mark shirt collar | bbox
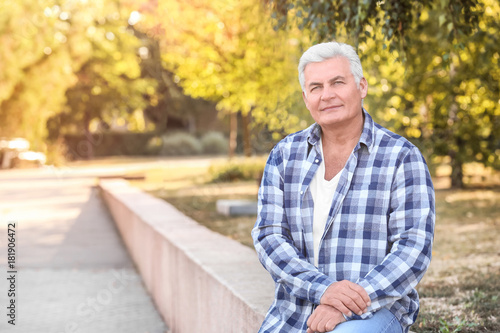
[307,108,375,153]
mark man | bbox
[252,42,435,333]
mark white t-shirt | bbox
[310,138,341,267]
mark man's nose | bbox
[321,86,336,100]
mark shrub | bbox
[45,138,69,166]
[145,136,163,155]
[159,132,202,156]
[200,131,228,155]
[208,157,266,183]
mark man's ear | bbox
[359,77,368,99]
[302,91,308,106]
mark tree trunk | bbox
[449,148,464,188]
[228,112,237,158]
[447,55,464,188]
[84,108,94,160]
[242,111,252,157]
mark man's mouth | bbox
[321,105,342,111]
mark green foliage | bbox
[269,0,479,55]
[438,317,478,333]
[0,0,88,149]
[135,31,219,133]
[50,2,157,144]
[134,0,311,137]
[460,269,500,323]
[0,0,157,154]
[200,131,229,155]
[159,132,202,156]
[362,0,499,186]
[145,136,163,155]
[269,0,498,187]
[208,158,266,183]
[129,0,498,187]
[1,0,497,186]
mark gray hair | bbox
[298,42,364,93]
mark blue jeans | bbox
[330,308,403,333]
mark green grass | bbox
[129,159,500,332]
[130,158,261,247]
[143,179,259,247]
[412,188,500,332]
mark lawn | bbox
[414,188,500,332]
[130,159,500,332]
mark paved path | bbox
[0,165,169,333]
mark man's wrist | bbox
[314,277,337,304]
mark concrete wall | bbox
[99,179,274,333]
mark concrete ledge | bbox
[99,179,274,333]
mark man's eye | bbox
[334,81,344,85]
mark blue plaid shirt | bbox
[252,110,435,333]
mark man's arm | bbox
[355,147,435,317]
[252,146,369,313]
[252,146,334,304]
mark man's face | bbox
[302,56,367,129]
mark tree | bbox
[133,28,220,134]
[46,4,156,159]
[0,0,87,149]
[0,0,157,159]
[131,0,311,157]
[269,0,478,54]
[395,0,499,187]
[270,0,498,187]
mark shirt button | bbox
[300,191,303,195]
[315,159,319,163]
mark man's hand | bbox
[320,280,371,317]
[306,305,345,333]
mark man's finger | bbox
[339,290,366,315]
[327,298,353,317]
[306,311,315,328]
[327,292,362,316]
[338,281,370,313]
[324,318,337,332]
[316,314,331,333]
[320,281,370,315]
[348,281,371,305]
[308,315,319,332]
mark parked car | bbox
[0,138,46,169]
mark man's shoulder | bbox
[368,119,431,167]
[275,123,317,149]
[267,124,317,166]
[372,121,416,151]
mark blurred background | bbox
[0,0,499,331]
[0,0,498,186]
